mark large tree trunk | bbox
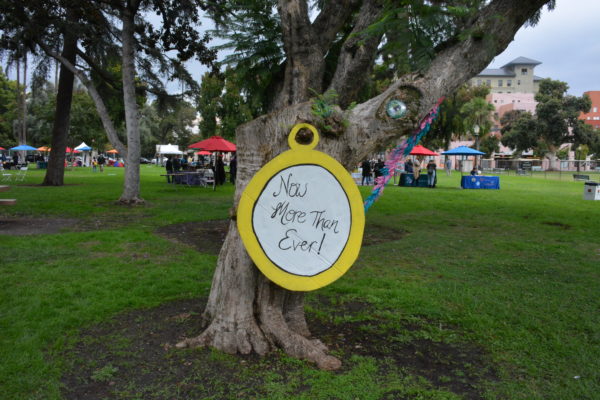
[177,83,428,369]
[42,30,77,186]
[118,7,143,204]
[178,0,552,370]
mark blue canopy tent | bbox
[10,144,38,151]
[442,146,485,173]
[75,142,93,166]
[9,144,38,166]
[441,146,485,156]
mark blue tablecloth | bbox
[399,172,431,187]
[173,172,208,186]
[461,175,500,189]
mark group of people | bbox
[403,158,438,188]
[360,159,386,186]
[91,155,106,172]
[164,153,237,185]
[1,153,19,170]
[360,157,439,188]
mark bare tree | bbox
[177,0,553,369]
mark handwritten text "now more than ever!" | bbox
[268,172,343,255]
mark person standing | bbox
[97,154,105,172]
[374,159,385,183]
[165,156,174,183]
[173,156,181,173]
[215,155,226,185]
[361,159,372,185]
[412,157,421,186]
[445,157,452,175]
[229,154,237,184]
[426,159,437,188]
[401,159,413,186]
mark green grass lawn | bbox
[0,165,598,399]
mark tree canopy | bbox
[501,79,596,160]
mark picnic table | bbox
[161,170,215,189]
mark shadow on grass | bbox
[59,297,498,400]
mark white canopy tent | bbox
[156,144,183,155]
[155,144,183,166]
[74,142,92,166]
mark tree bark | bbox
[42,30,77,186]
[178,0,553,369]
[22,53,27,147]
[118,6,143,204]
[15,58,21,144]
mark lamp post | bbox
[473,124,480,171]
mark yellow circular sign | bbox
[237,124,365,291]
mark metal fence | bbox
[478,159,600,181]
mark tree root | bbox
[176,317,270,356]
[116,197,145,205]
[257,279,341,370]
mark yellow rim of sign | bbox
[237,123,365,291]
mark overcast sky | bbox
[487,0,600,96]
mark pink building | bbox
[488,92,536,120]
[580,91,600,131]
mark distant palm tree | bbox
[460,97,495,149]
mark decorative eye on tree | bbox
[386,99,408,119]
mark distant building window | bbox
[486,80,491,86]
[588,117,591,120]
[594,107,598,112]
[507,80,512,87]
[498,80,503,87]
[494,100,498,103]
[517,80,521,85]
[477,79,482,85]
[593,117,600,120]
[521,68,528,75]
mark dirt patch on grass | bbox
[155,220,406,255]
[0,217,78,235]
[155,220,231,255]
[60,297,497,400]
[542,221,572,230]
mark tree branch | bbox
[75,48,120,89]
[272,0,324,109]
[35,39,127,155]
[420,0,552,107]
[311,0,361,53]
[327,0,384,108]
[239,0,553,179]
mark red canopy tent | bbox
[410,145,439,156]
[188,136,236,152]
[196,150,212,155]
[0,147,5,150]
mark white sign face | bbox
[252,164,352,277]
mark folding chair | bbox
[1,170,12,182]
[14,166,28,182]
